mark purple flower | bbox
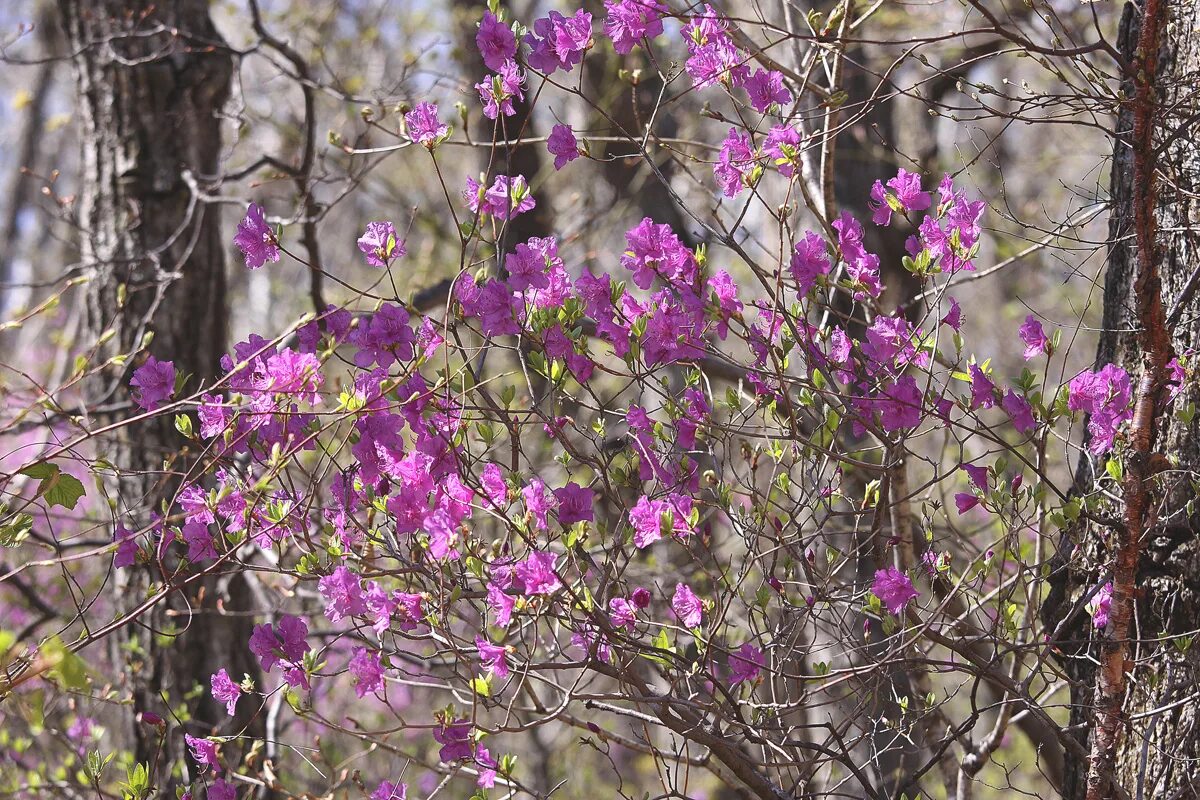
[476,59,525,120]
[185,734,219,772]
[405,102,448,147]
[621,217,696,289]
[1019,315,1050,360]
[319,566,368,622]
[476,636,510,679]
[210,668,241,716]
[130,355,175,411]
[547,123,580,170]
[609,597,637,628]
[960,462,989,493]
[248,614,308,672]
[525,10,593,74]
[522,478,556,530]
[1088,582,1113,629]
[714,128,757,198]
[554,482,594,524]
[349,646,384,697]
[476,11,516,72]
[869,169,932,226]
[233,203,280,269]
[764,124,801,177]
[942,296,963,331]
[208,779,237,800]
[968,363,996,410]
[434,717,473,762]
[872,567,918,615]
[743,69,791,112]
[372,781,407,800]
[505,236,560,291]
[464,174,536,220]
[729,642,764,685]
[516,550,562,595]
[876,376,923,432]
[357,221,405,268]
[955,492,981,514]
[603,0,667,54]
[672,583,703,628]
[632,587,652,609]
[789,231,830,297]
[113,524,139,568]
[1003,389,1037,434]
[1069,364,1133,454]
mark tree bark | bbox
[59,0,264,789]
[1046,2,1200,798]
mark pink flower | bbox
[434,717,473,762]
[522,478,556,530]
[476,59,525,119]
[113,524,139,568]
[968,363,996,410]
[319,566,368,622]
[349,647,384,697]
[464,174,536,220]
[525,10,593,74]
[185,734,219,772]
[233,203,280,269]
[672,583,703,628]
[743,69,791,112]
[789,231,830,297]
[130,355,175,411]
[554,482,594,525]
[476,11,516,71]
[208,779,237,800]
[405,102,448,146]
[631,587,652,609]
[729,642,764,685]
[372,780,407,800]
[872,567,918,615]
[516,550,562,595]
[211,668,241,716]
[942,296,963,331]
[1088,582,1113,629]
[248,615,308,672]
[714,128,757,198]
[609,597,637,629]
[869,169,931,226]
[357,221,405,268]
[476,636,510,679]
[1003,389,1037,434]
[547,124,580,170]
[603,0,667,54]
[1069,364,1133,454]
[1019,315,1049,360]
[960,462,989,492]
[955,492,981,514]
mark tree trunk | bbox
[1046,2,1200,798]
[59,0,264,789]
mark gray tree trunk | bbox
[1045,2,1200,798]
[59,0,265,789]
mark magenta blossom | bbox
[372,781,407,800]
[1019,315,1050,360]
[233,202,280,269]
[603,0,667,54]
[185,734,219,772]
[1088,582,1113,629]
[405,101,448,146]
[130,355,176,411]
[869,169,932,226]
[1068,364,1133,454]
[476,11,516,71]
[476,636,510,679]
[872,567,918,615]
[516,550,562,595]
[357,221,405,268]
[349,646,384,697]
[729,642,764,685]
[547,123,580,170]
[672,582,703,628]
[464,174,536,220]
[210,668,241,716]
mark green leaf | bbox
[19,462,86,510]
[41,635,89,690]
[0,513,33,547]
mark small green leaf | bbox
[19,462,86,510]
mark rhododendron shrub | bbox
[1,3,1190,800]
